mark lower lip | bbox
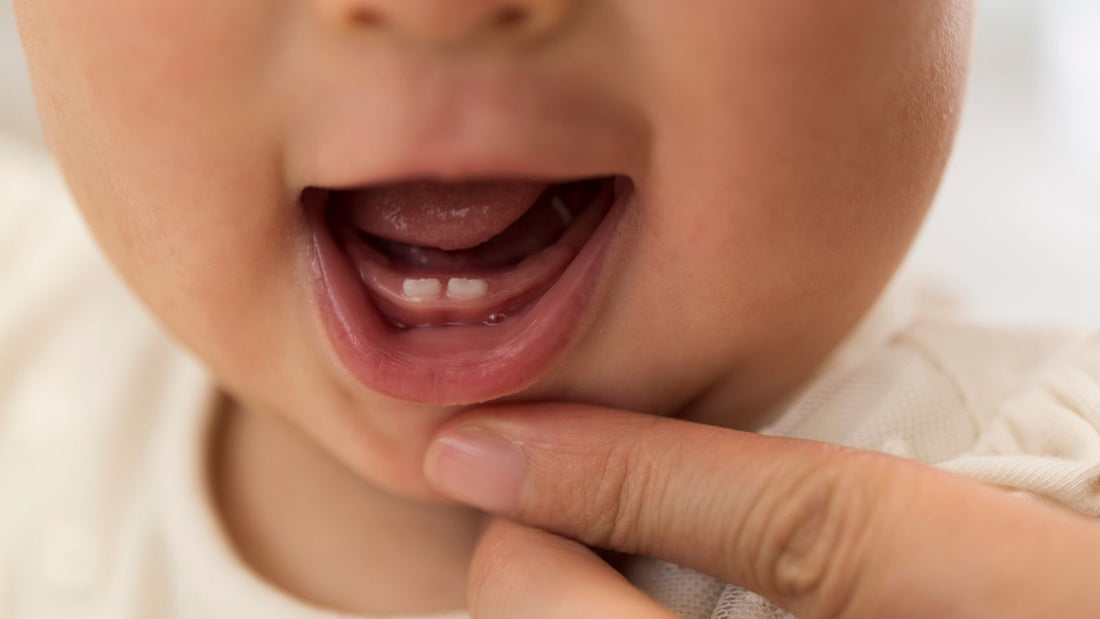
[307,179,634,405]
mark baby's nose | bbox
[317,0,576,47]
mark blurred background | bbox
[1,1,1097,324]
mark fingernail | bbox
[425,426,525,514]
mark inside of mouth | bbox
[325,176,616,329]
[352,178,602,271]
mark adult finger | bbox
[468,517,674,619]
[425,403,1100,618]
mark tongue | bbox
[342,181,548,251]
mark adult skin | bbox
[424,404,1100,618]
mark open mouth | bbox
[305,175,633,404]
[331,176,616,328]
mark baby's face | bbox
[15,0,970,498]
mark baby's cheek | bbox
[16,0,300,370]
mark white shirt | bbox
[2,133,1098,618]
[629,284,1100,618]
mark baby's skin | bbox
[14,0,971,614]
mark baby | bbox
[4,1,1100,617]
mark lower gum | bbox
[390,312,509,329]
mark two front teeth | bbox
[402,277,489,302]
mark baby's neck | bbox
[210,400,482,615]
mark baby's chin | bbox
[340,389,657,504]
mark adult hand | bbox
[423,404,1100,619]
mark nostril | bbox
[349,7,386,28]
[330,0,571,44]
[492,5,530,29]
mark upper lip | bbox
[287,66,647,192]
[306,133,642,193]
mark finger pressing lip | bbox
[424,403,1100,618]
[423,402,883,605]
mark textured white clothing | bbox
[3,132,1100,618]
[626,293,1100,618]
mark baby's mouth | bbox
[304,172,633,404]
[321,176,620,329]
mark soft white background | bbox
[2,1,1098,324]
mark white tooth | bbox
[447,278,489,300]
[402,278,442,302]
